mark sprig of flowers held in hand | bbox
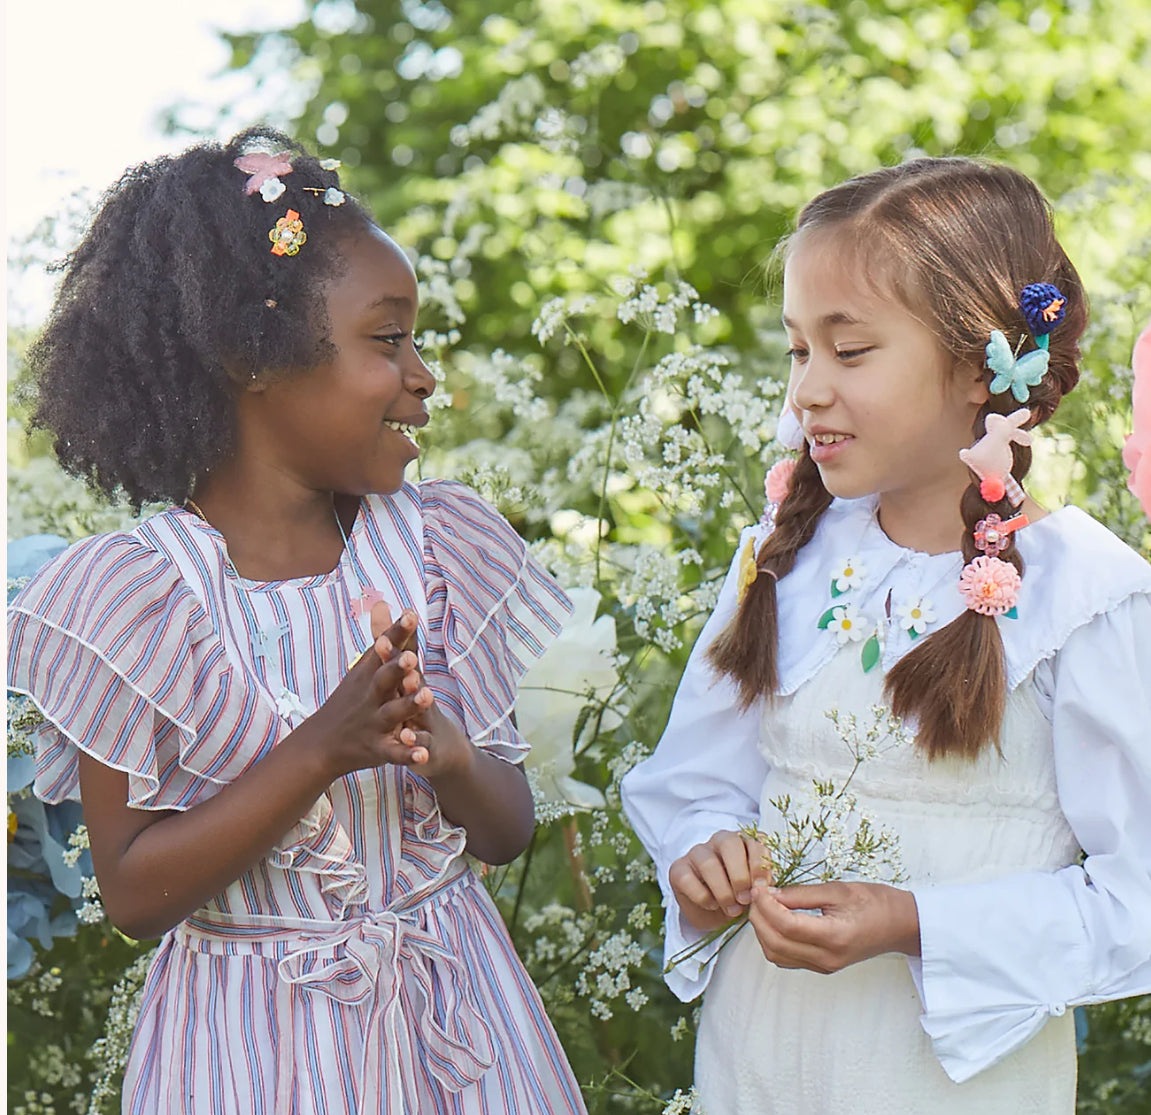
[665,705,910,974]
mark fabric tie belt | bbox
[177,868,496,1113]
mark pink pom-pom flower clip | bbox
[958,555,1022,617]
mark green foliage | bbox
[8,1,1151,1112]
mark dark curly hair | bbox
[26,127,375,507]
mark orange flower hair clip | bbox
[269,209,307,256]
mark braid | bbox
[708,447,833,708]
[884,396,1032,759]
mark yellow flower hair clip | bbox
[737,536,758,602]
[269,209,307,256]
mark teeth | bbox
[383,419,412,432]
[814,433,851,445]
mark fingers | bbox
[670,832,750,918]
[382,608,418,652]
[747,881,852,974]
[772,883,845,912]
[376,687,435,736]
[369,599,394,641]
[396,727,432,766]
[370,650,422,703]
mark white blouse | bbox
[621,496,1151,1083]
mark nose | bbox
[406,347,437,400]
[790,352,835,412]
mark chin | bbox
[814,468,874,502]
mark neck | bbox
[188,459,355,580]
[876,470,971,555]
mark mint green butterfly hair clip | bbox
[985,330,1049,403]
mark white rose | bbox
[517,587,621,808]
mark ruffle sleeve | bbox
[418,479,573,764]
[6,530,281,811]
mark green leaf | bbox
[830,580,845,597]
[817,606,839,629]
[860,632,881,672]
[1004,606,1019,619]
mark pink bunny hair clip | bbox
[959,407,1033,507]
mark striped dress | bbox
[7,479,588,1115]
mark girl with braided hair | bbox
[7,129,586,1114]
[622,159,1151,1113]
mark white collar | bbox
[754,497,1151,695]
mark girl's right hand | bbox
[668,829,773,932]
[304,607,433,779]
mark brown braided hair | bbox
[708,158,1086,760]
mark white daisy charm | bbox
[275,688,309,721]
[831,557,867,596]
[319,158,342,170]
[260,176,287,202]
[829,603,868,645]
[323,187,346,206]
[895,596,937,639]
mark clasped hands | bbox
[310,600,473,781]
[668,830,921,975]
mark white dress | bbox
[621,495,1151,1114]
[695,645,1077,1113]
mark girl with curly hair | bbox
[8,128,586,1115]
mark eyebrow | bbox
[781,311,867,329]
[365,294,414,313]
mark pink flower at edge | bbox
[958,556,1021,616]
[765,458,797,504]
[1123,320,1151,521]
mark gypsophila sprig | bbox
[666,705,909,974]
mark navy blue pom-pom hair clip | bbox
[985,282,1067,403]
[1019,282,1067,349]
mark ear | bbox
[958,360,990,406]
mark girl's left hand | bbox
[747,879,921,974]
[367,601,473,778]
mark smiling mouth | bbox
[383,419,416,433]
[811,432,852,445]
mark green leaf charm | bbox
[860,632,881,673]
[1004,606,1018,619]
[817,606,839,630]
[830,580,845,598]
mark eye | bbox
[835,346,874,361]
[786,346,809,362]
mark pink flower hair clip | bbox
[958,555,1021,617]
[958,407,1032,506]
[764,458,797,505]
[1123,320,1151,520]
[973,512,1029,557]
[234,151,294,201]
